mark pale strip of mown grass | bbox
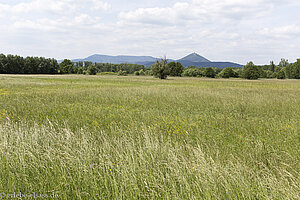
[0,121,298,199]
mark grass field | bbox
[0,75,299,199]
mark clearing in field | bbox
[0,75,299,199]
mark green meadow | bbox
[0,75,299,199]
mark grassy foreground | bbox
[0,75,299,199]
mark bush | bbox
[118,70,128,76]
[139,69,145,76]
[134,71,140,76]
[145,70,152,76]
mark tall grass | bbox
[0,75,299,199]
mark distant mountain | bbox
[71,53,243,68]
[137,53,242,68]
[179,53,211,63]
[72,54,157,64]
[177,61,243,68]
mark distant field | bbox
[0,75,299,199]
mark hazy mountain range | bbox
[72,53,243,68]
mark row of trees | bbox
[0,54,59,74]
[150,57,218,79]
[1,54,299,80]
[60,59,145,75]
[241,59,300,79]
[0,54,145,75]
[150,57,300,80]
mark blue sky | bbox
[0,0,300,64]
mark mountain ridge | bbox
[71,53,243,68]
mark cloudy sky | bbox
[0,0,300,64]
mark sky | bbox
[0,0,300,65]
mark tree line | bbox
[0,54,59,74]
[60,59,145,75]
[0,54,144,75]
[150,57,300,80]
[0,53,299,80]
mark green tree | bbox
[242,62,260,80]
[285,59,300,79]
[5,54,23,74]
[151,57,170,79]
[270,61,276,72]
[77,67,84,74]
[49,58,59,74]
[84,61,93,70]
[139,69,145,76]
[277,68,286,79]
[60,59,74,74]
[204,67,216,78]
[0,54,7,73]
[117,70,128,76]
[24,57,39,74]
[219,67,238,78]
[134,71,140,76]
[279,58,289,68]
[292,59,300,79]
[168,62,184,76]
[38,57,51,74]
[87,65,97,75]
[182,68,202,77]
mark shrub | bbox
[118,70,128,76]
[139,69,145,76]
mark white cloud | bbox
[258,25,300,38]
[12,16,109,32]
[118,0,275,26]
[0,0,110,14]
[1,1,70,14]
[1,0,111,32]
[91,0,111,11]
